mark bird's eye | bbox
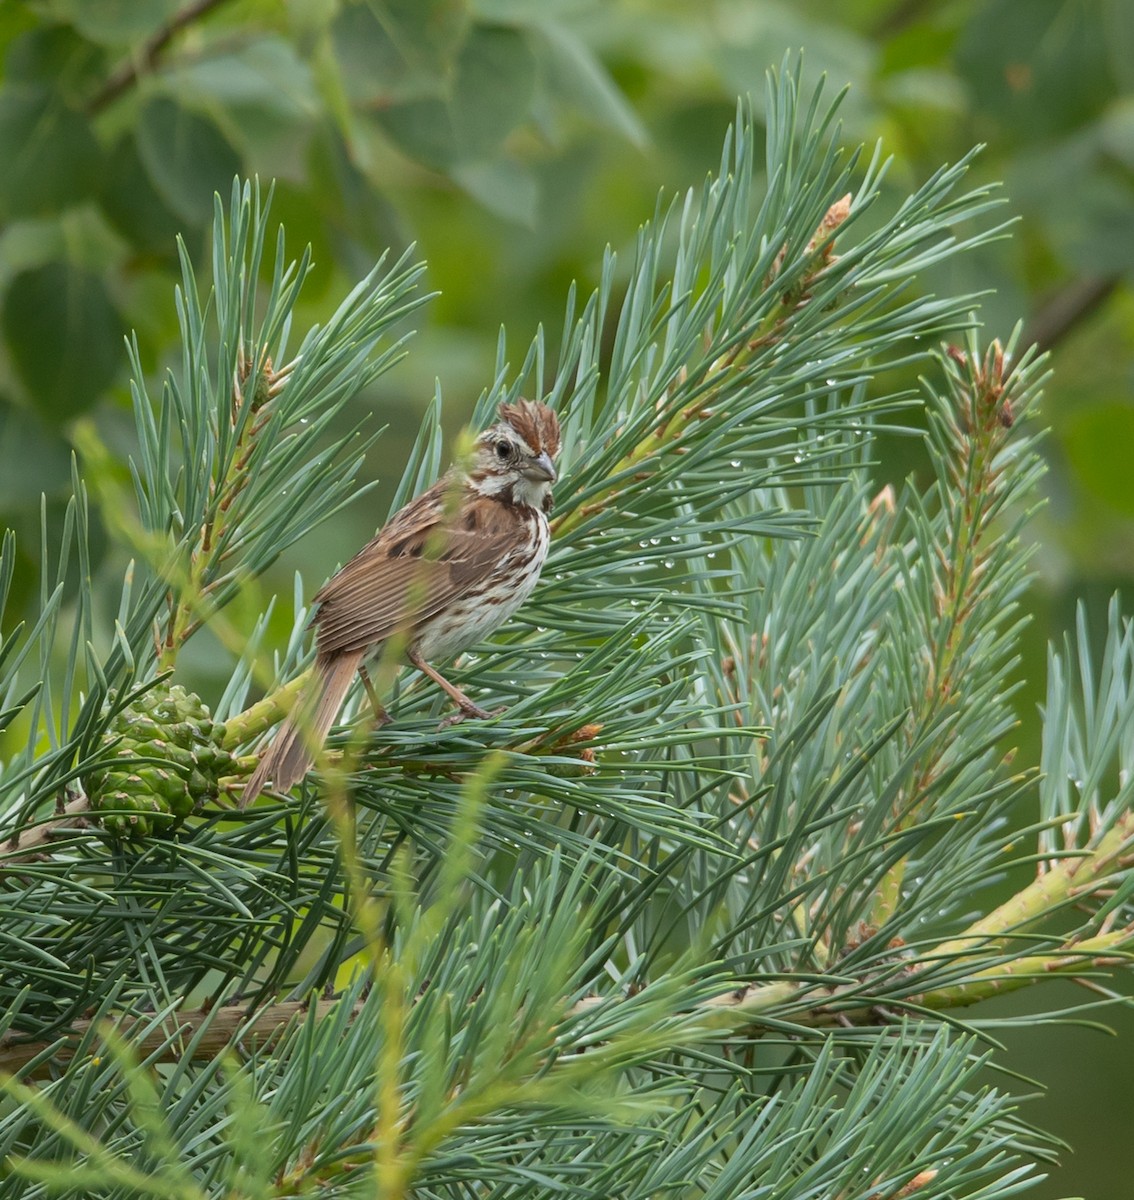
[494,440,511,459]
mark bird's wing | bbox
[312,490,524,658]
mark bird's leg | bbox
[406,647,495,723]
[357,665,391,726]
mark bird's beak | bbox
[523,451,557,483]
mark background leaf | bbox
[1062,402,1134,515]
[0,397,72,508]
[0,87,101,219]
[98,134,186,257]
[450,24,536,156]
[43,0,181,45]
[136,96,244,227]
[2,263,124,420]
[956,0,1116,140]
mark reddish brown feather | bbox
[241,399,558,807]
[242,651,364,802]
[312,490,537,658]
[498,399,561,456]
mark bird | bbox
[240,398,560,806]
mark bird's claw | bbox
[439,704,505,730]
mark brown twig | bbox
[1,795,97,866]
[871,0,940,38]
[1023,275,1120,354]
[86,0,234,115]
[0,700,598,874]
[0,996,353,1075]
[6,918,1132,1076]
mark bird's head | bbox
[469,399,561,511]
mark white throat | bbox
[512,476,552,509]
[472,471,551,510]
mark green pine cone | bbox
[85,683,237,840]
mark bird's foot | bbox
[439,704,506,730]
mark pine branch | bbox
[870,332,1048,926]
[157,349,293,670]
[0,996,350,1076]
[3,64,1132,1197]
[929,809,1134,966]
[220,668,311,750]
[6,873,1132,1077]
[5,1019,1040,1199]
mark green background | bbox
[0,2,1132,1195]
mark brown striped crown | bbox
[497,399,561,458]
[465,399,560,512]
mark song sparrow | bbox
[241,399,560,806]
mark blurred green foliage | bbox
[0,1,1131,1195]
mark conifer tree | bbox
[3,68,1133,1199]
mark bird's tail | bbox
[241,651,363,808]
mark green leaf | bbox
[1106,0,1134,89]
[44,0,181,45]
[878,18,960,75]
[2,263,125,421]
[0,393,72,506]
[332,0,470,106]
[0,85,102,219]
[471,0,587,15]
[161,34,319,125]
[1100,95,1134,169]
[1062,403,1134,515]
[261,181,337,298]
[367,0,469,74]
[451,24,536,156]
[305,123,406,273]
[374,23,535,167]
[956,0,1117,141]
[5,23,107,103]
[136,96,243,226]
[0,396,73,508]
[532,21,648,147]
[374,95,460,168]
[453,157,538,225]
[332,1,439,103]
[1009,140,1134,275]
[98,134,186,257]
[1059,170,1134,274]
[713,5,876,131]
